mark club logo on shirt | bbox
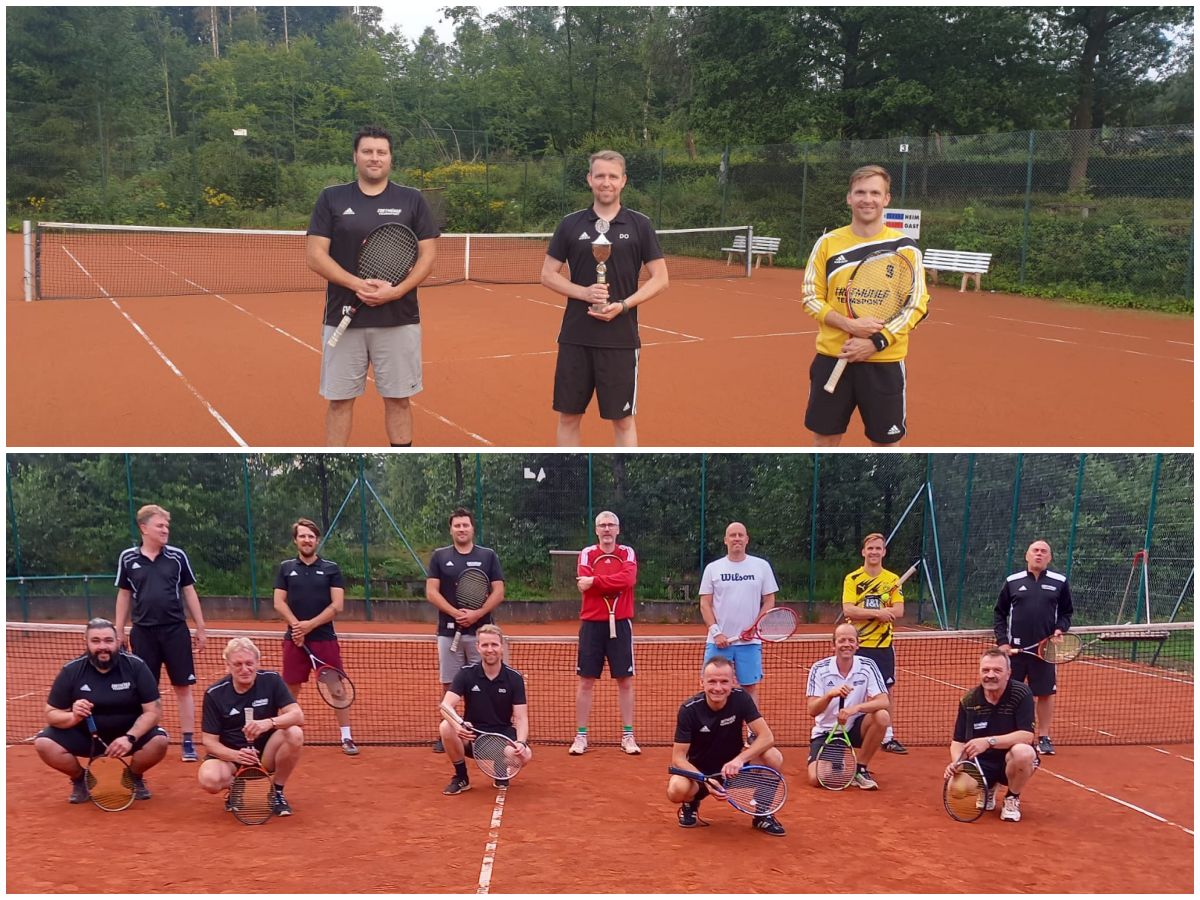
[1041,584,1057,591]
[719,573,756,582]
[973,721,989,730]
[252,698,268,707]
[720,715,736,727]
[497,687,507,694]
[377,208,403,215]
[619,233,630,240]
[111,682,131,691]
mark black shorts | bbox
[977,748,1040,787]
[575,618,636,679]
[805,354,907,444]
[553,343,639,420]
[856,646,896,687]
[39,725,169,757]
[130,622,196,687]
[1010,651,1057,696]
[807,717,866,763]
[465,724,518,757]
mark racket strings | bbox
[358,227,419,283]
[816,742,856,790]
[756,607,797,641]
[317,667,355,709]
[85,758,134,810]
[943,765,987,821]
[724,770,786,815]
[471,733,523,781]
[230,769,274,824]
[1042,633,1083,663]
[848,254,914,320]
[456,571,490,609]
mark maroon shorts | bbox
[281,638,345,685]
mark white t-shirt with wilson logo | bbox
[699,555,779,643]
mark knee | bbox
[612,416,635,432]
[197,762,228,793]
[33,736,58,763]
[874,708,892,728]
[666,777,690,803]
[806,765,821,787]
[282,725,304,748]
[1010,743,1036,766]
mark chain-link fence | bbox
[6,453,1192,629]
[7,122,1192,308]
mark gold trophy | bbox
[592,218,611,285]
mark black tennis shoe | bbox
[677,802,700,828]
[881,738,908,754]
[68,776,89,804]
[752,814,786,836]
[271,791,293,817]
[130,773,151,800]
[1037,736,1055,755]
[442,774,472,795]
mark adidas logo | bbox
[623,402,632,412]
[833,254,849,264]
[288,570,299,577]
[1018,585,1027,592]
[887,425,901,436]
[446,561,456,568]
[130,562,141,570]
[471,685,482,692]
[343,207,356,215]
[229,706,241,715]
[699,726,711,733]
[80,684,92,692]
[579,232,592,240]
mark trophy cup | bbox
[592,218,611,285]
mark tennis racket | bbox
[738,606,798,642]
[823,249,917,393]
[229,707,274,825]
[303,643,356,709]
[439,704,527,784]
[815,698,856,791]
[943,756,988,823]
[327,222,420,348]
[667,765,787,817]
[83,715,135,812]
[449,567,490,653]
[1008,632,1086,665]
[590,552,625,639]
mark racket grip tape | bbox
[823,358,848,393]
[450,629,462,653]
[327,315,353,347]
[608,613,617,640]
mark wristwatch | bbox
[987,737,997,747]
[124,733,137,745]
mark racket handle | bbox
[85,715,98,734]
[327,314,352,348]
[823,358,848,393]
[608,612,617,640]
[450,629,462,653]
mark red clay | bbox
[7,233,1192,446]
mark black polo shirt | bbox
[428,544,504,639]
[994,568,1074,648]
[546,205,664,349]
[674,688,761,773]
[115,544,197,627]
[201,671,295,750]
[307,180,440,328]
[47,652,160,741]
[953,680,1035,765]
[274,556,344,642]
[449,662,527,732]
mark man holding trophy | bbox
[540,150,670,446]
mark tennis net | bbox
[7,622,1191,748]
[25,221,753,299]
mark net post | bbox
[745,224,753,278]
[22,220,33,301]
[464,234,471,282]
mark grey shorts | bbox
[320,324,423,400]
[437,633,481,684]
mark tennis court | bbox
[6,229,1192,448]
[6,621,1193,893]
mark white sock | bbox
[883,727,894,744]
[340,725,352,741]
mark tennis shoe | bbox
[677,802,700,828]
[341,738,360,756]
[442,775,472,795]
[1037,736,1055,756]
[68,776,90,804]
[881,738,908,754]
[1000,794,1022,822]
[620,733,642,755]
[751,814,786,836]
[852,767,879,790]
[568,733,588,755]
[180,739,198,762]
[432,739,446,754]
[977,788,996,811]
[130,773,152,801]
[271,792,293,817]
[493,778,510,789]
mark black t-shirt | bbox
[201,671,295,749]
[307,180,440,328]
[449,663,528,732]
[274,556,345,642]
[47,653,160,740]
[953,680,1035,765]
[428,544,504,638]
[114,545,197,627]
[674,689,761,773]
[546,206,664,349]
[994,569,1074,648]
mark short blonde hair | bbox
[589,150,626,174]
[223,637,261,662]
[861,532,886,550]
[476,624,504,641]
[136,504,170,526]
[848,165,891,190]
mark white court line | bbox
[733,331,814,339]
[476,787,508,894]
[1043,769,1194,835]
[62,247,248,446]
[124,246,493,445]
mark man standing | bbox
[438,625,533,795]
[273,517,358,756]
[34,618,169,803]
[114,503,207,762]
[699,522,779,711]
[805,623,892,790]
[306,125,440,446]
[426,507,505,753]
[198,637,305,817]
[994,539,1074,756]
[570,510,639,756]
[946,648,1039,822]
[540,150,670,447]
[801,165,930,446]
[841,532,907,753]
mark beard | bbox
[88,649,115,671]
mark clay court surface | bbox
[6,233,1193,447]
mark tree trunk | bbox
[318,457,331,533]
[453,453,465,502]
[564,8,575,138]
[1067,8,1115,193]
[590,9,603,134]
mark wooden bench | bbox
[662,575,699,603]
[923,249,992,292]
[722,234,781,268]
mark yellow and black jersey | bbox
[801,225,930,360]
[842,566,904,648]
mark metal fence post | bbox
[587,454,594,527]
[475,454,484,544]
[954,455,976,628]
[1140,454,1163,619]
[359,454,372,621]
[241,454,258,617]
[798,144,809,252]
[657,148,665,225]
[1019,130,1035,288]
[125,453,138,545]
[1004,455,1025,575]
[808,454,820,620]
[699,454,707,573]
[1065,453,1087,581]
[5,459,26,619]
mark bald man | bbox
[699,522,780,714]
[994,540,1074,756]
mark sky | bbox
[380,2,508,44]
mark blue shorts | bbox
[703,642,763,686]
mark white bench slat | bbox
[923,248,991,292]
[721,234,781,269]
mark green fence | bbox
[6,453,1192,629]
[7,124,1193,309]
